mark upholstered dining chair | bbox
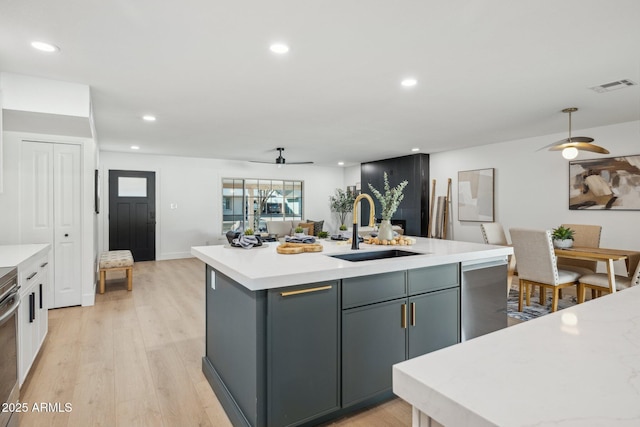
[481,223,516,295]
[577,258,640,303]
[556,224,602,275]
[510,228,581,312]
[480,223,509,246]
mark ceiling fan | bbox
[541,107,609,159]
[250,147,313,166]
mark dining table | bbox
[554,246,640,295]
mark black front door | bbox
[109,170,156,261]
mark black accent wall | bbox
[360,153,429,237]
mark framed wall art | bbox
[569,155,640,210]
[458,168,494,222]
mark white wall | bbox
[99,152,348,260]
[1,72,91,117]
[430,120,640,273]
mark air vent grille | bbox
[590,79,637,93]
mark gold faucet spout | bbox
[353,194,375,227]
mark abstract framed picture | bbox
[569,155,640,210]
[458,168,494,222]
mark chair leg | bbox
[539,286,545,305]
[518,280,525,312]
[551,287,559,312]
[577,283,585,304]
[591,289,596,300]
[558,289,563,299]
[525,282,531,307]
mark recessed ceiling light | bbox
[401,78,417,87]
[270,43,290,54]
[142,115,156,122]
[411,148,420,152]
[131,146,140,150]
[338,161,345,166]
[31,41,59,52]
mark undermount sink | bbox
[329,249,422,262]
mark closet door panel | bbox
[53,143,82,308]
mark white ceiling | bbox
[1,0,639,167]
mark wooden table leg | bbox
[606,259,617,294]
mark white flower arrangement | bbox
[368,172,408,221]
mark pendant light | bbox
[547,107,609,159]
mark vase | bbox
[378,220,394,241]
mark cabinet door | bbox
[268,281,339,427]
[342,298,407,406]
[408,288,460,359]
[18,288,36,386]
[37,277,48,347]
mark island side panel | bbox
[204,265,267,427]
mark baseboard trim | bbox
[202,356,252,427]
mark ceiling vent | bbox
[589,79,637,93]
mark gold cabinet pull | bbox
[281,285,332,297]
[401,303,407,329]
[410,302,416,326]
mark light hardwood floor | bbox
[19,258,412,427]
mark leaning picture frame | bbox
[458,168,495,222]
[569,154,640,210]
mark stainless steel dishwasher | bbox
[461,257,508,341]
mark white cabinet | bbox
[17,250,50,387]
[20,141,82,308]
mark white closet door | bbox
[21,141,82,308]
[52,143,82,308]
[20,142,54,245]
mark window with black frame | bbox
[222,178,303,233]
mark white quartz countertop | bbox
[393,285,640,427]
[191,237,512,291]
[0,244,51,268]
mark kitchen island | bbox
[393,284,640,427]
[192,237,512,427]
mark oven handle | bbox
[0,290,20,325]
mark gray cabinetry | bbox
[204,266,340,427]
[342,298,406,406]
[203,262,469,426]
[342,265,460,406]
[408,288,459,359]
[267,281,340,426]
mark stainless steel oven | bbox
[0,267,19,427]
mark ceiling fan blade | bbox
[249,160,275,164]
[536,136,596,151]
[548,142,610,154]
[287,161,314,164]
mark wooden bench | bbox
[99,250,134,294]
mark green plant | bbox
[329,188,356,228]
[318,231,329,238]
[244,228,254,235]
[294,226,304,233]
[368,172,408,221]
[551,226,574,240]
[339,224,347,231]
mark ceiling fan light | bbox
[546,107,607,157]
[562,147,579,160]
